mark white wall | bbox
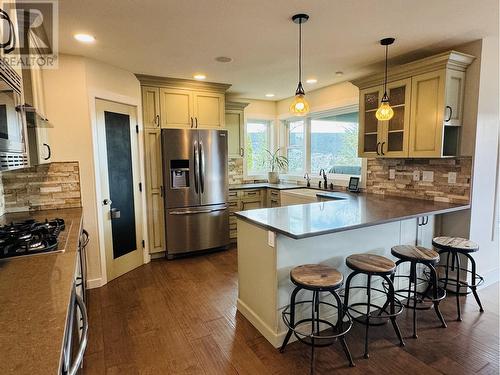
[42,54,144,287]
[468,36,500,284]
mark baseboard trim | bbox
[237,298,283,348]
[86,277,104,289]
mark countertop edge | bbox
[229,183,304,190]
[234,203,470,240]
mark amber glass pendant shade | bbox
[290,94,310,116]
[376,93,394,121]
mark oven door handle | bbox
[68,294,88,375]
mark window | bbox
[310,112,361,175]
[245,119,270,175]
[286,120,305,174]
[283,110,362,177]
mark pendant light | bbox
[289,14,310,116]
[375,37,395,121]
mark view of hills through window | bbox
[246,120,270,174]
[311,112,361,175]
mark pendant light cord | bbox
[298,19,302,84]
[384,44,388,95]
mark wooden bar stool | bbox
[343,254,405,359]
[389,245,447,338]
[432,237,484,321]
[280,264,355,374]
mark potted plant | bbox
[264,148,288,184]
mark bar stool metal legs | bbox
[343,269,405,359]
[280,264,355,374]
[432,236,484,321]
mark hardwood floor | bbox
[83,248,499,374]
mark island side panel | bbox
[236,219,279,346]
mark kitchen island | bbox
[234,192,469,348]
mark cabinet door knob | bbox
[445,105,453,122]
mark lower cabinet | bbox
[229,188,282,242]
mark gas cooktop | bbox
[0,218,65,259]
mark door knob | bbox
[103,199,112,205]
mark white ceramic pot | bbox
[268,171,279,184]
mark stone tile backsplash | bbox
[1,162,82,212]
[366,157,472,204]
[228,157,244,185]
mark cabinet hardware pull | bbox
[376,142,381,155]
[195,117,198,128]
[43,143,51,160]
[240,147,244,157]
[381,141,386,155]
[190,117,194,128]
[155,114,160,126]
[445,105,453,122]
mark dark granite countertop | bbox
[235,192,469,239]
[229,183,303,190]
[0,208,83,374]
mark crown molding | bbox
[225,101,249,110]
[135,74,231,93]
[352,50,475,89]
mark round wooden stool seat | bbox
[290,264,343,289]
[391,245,439,263]
[346,254,395,275]
[432,237,479,253]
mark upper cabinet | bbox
[354,51,474,158]
[137,75,230,130]
[359,78,411,157]
[225,101,248,158]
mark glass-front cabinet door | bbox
[358,87,384,157]
[380,79,411,157]
[358,78,411,158]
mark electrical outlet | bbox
[422,171,434,182]
[389,169,396,180]
[413,170,420,181]
[448,172,457,184]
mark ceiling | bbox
[58,0,498,100]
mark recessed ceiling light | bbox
[335,71,344,77]
[215,56,233,63]
[74,33,95,43]
[193,74,206,80]
[306,78,317,84]
[265,93,275,98]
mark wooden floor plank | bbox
[83,248,500,375]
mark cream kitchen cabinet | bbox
[354,50,474,158]
[137,75,230,130]
[142,86,160,128]
[144,128,165,253]
[193,91,225,128]
[225,101,248,158]
[358,78,411,158]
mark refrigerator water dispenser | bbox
[170,160,190,189]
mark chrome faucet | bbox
[319,169,328,189]
[304,173,311,187]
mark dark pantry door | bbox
[96,99,143,281]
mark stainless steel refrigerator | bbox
[161,128,229,258]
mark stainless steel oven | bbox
[0,60,28,170]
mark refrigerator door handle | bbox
[199,140,205,194]
[193,140,199,194]
[169,206,228,215]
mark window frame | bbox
[244,118,272,178]
[281,105,363,182]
